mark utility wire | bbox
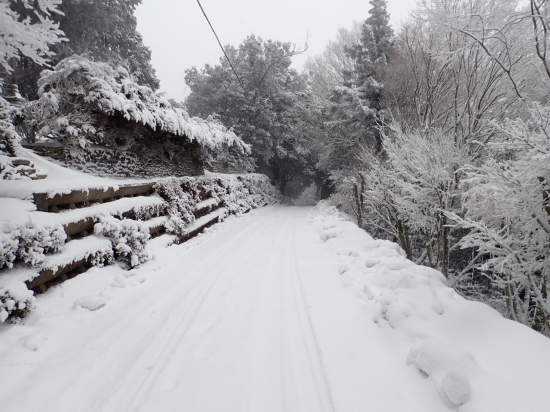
[195,0,246,91]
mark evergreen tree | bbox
[366,0,394,61]
[1,0,64,159]
[13,0,158,99]
[329,0,394,163]
[0,0,64,77]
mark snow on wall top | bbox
[0,150,155,200]
[37,56,250,153]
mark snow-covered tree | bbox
[0,0,64,76]
[304,22,362,99]
[323,0,394,174]
[366,0,550,335]
[355,125,470,276]
[185,35,325,195]
[430,0,550,334]
[25,55,249,156]
[450,104,550,333]
[0,0,64,179]
[15,0,158,99]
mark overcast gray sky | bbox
[135,0,416,102]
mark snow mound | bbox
[74,296,107,311]
[309,200,550,411]
[407,338,475,406]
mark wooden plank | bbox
[26,257,88,290]
[193,197,220,218]
[180,216,219,242]
[63,217,95,236]
[33,183,154,210]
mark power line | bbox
[195,0,245,91]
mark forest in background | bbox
[1,0,549,336]
[185,0,550,336]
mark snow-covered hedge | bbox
[155,173,282,236]
[0,221,66,270]
[0,172,279,322]
[198,174,284,214]
[0,174,279,271]
[34,55,250,154]
[94,216,150,268]
[0,280,35,323]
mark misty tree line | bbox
[1,0,549,336]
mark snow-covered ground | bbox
[0,204,549,411]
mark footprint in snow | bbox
[319,230,338,242]
[111,275,128,288]
[338,264,350,275]
[20,333,48,351]
[74,296,107,311]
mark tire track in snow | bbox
[58,207,337,411]
[287,211,335,412]
[90,213,271,411]
[245,208,334,412]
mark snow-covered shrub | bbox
[133,201,165,222]
[238,174,283,207]
[0,280,35,323]
[31,55,250,155]
[326,192,350,211]
[94,216,150,268]
[348,127,471,275]
[199,176,248,215]
[155,174,281,237]
[17,222,67,267]
[1,90,45,180]
[87,246,115,269]
[0,94,21,156]
[196,174,282,215]
[0,221,66,269]
[448,103,550,335]
[0,232,18,270]
[164,216,190,238]
[154,177,199,235]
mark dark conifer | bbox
[15,0,159,99]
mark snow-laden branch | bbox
[36,56,250,153]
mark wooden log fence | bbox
[23,182,225,294]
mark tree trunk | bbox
[353,182,363,228]
[442,215,450,277]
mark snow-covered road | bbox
[1,205,550,412]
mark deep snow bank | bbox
[309,202,550,412]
